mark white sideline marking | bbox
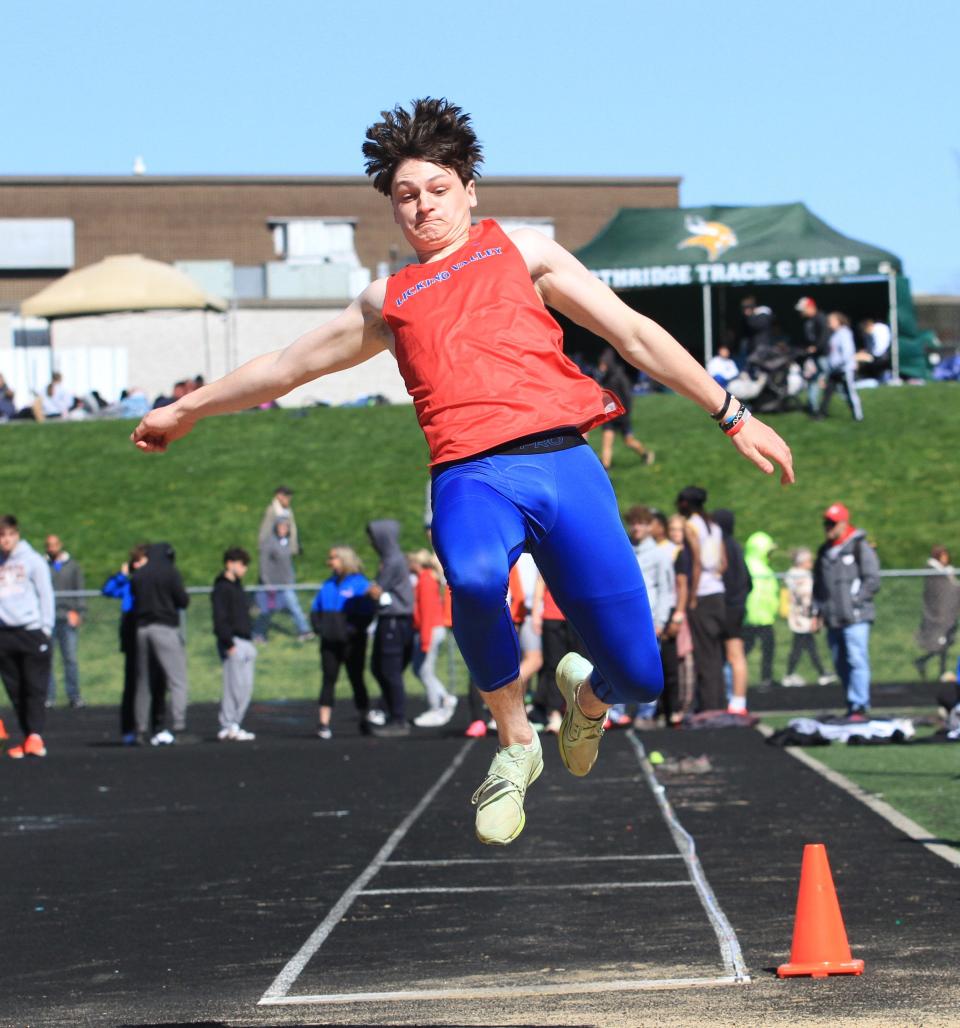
[756,724,960,869]
[360,881,693,896]
[385,853,681,866]
[260,975,742,1006]
[258,739,476,1003]
[627,733,751,985]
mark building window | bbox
[268,218,362,266]
[12,316,51,348]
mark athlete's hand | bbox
[729,415,795,485]
[130,403,197,453]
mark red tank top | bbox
[382,220,623,465]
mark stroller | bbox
[728,342,805,414]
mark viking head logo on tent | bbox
[678,217,738,260]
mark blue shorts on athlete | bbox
[431,441,663,706]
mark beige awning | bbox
[21,254,227,317]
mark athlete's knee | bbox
[597,649,664,705]
[446,560,507,616]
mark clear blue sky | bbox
[4,0,957,292]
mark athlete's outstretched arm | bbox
[131,282,390,452]
[515,231,795,485]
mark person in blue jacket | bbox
[310,546,375,740]
[101,545,163,744]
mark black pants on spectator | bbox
[689,594,727,711]
[371,615,413,723]
[118,614,165,736]
[0,627,51,737]
[743,624,776,683]
[319,633,369,711]
[659,634,680,720]
[786,631,826,677]
[534,618,577,714]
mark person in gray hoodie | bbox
[0,514,55,757]
[813,502,881,716]
[366,519,414,736]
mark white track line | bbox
[258,738,476,1004]
[627,733,751,985]
[262,975,743,1006]
[755,724,960,869]
[385,853,681,866]
[359,881,693,895]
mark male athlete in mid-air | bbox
[133,98,793,846]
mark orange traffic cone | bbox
[0,717,8,741]
[777,843,864,978]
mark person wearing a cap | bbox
[795,297,831,415]
[259,485,301,557]
[130,98,795,847]
[813,503,881,717]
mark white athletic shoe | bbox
[150,729,175,746]
[218,724,255,741]
[818,674,839,686]
[556,652,605,777]
[413,707,451,728]
[781,674,806,687]
[365,709,387,727]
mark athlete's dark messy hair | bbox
[363,98,483,197]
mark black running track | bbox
[1,689,957,1027]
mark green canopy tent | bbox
[573,203,932,379]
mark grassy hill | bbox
[2,382,954,585]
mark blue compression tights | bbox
[431,445,663,705]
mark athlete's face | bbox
[390,160,477,256]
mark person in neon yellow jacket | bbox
[744,531,779,687]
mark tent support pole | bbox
[702,285,713,366]
[888,271,901,383]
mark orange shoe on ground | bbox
[10,734,47,758]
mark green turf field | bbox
[760,711,959,852]
[2,381,956,586]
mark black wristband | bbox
[710,391,733,422]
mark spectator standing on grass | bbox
[365,519,415,736]
[795,297,831,414]
[44,534,86,709]
[258,485,301,556]
[311,546,375,740]
[742,531,779,688]
[211,547,257,742]
[595,347,655,469]
[0,515,54,758]
[711,510,751,713]
[782,547,833,687]
[914,545,959,682]
[816,312,863,422]
[678,486,728,711]
[813,502,881,717]
[102,545,166,744]
[131,542,191,745]
[410,549,458,727]
[254,518,312,642]
[739,296,775,363]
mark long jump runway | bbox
[3,699,959,1026]
[259,733,747,1008]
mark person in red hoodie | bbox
[409,549,458,727]
[132,99,794,846]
